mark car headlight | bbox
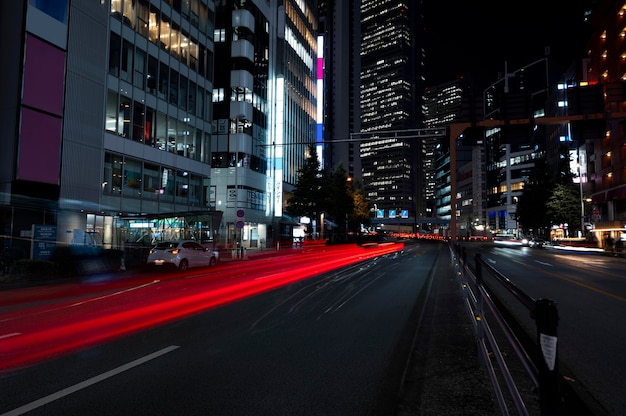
[521,238,529,245]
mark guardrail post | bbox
[474,253,485,367]
[531,298,561,415]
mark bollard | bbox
[531,298,561,415]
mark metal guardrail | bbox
[452,243,561,416]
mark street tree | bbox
[285,146,326,236]
[324,163,354,241]
[546,182,581,235]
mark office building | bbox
[0,0,318,262]
[580,1,626,238]
[0,0,220,261]
[358,0,425,228]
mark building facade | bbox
[358,0,425,227]
[582,1,626,242]
[0,0,220,262]
[0,0,319,263]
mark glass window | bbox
[122,0,135,28]
[188,81,196,115]
[106,90,118,134]
[181,0,190,19]
[170,23,181,60]
[108,32,121,77]
[176,119,189,157]
[121,40,134,83]
[111,0,122,19]
[169,68,179,106]
[206,49,214,81]
[160,16,171,51]
[189,173,203,206]
[161,167,175,201]
[137,0,150,38]
[179,75,188,111]
[198,44,206,78]
[180,32,190,67]
[30,0,69,23]
[145,106,155,146]
[147,55,158,95]
[156,111,167,150]
[123,157,142,197]
[132,100,145,143]
[167,116,177,153]
[134,48,146,89]
[176,170,189,203]
[198,2,208,35]
[158,62,168,100]
[190,0,199,28]
[143,162,160,199]
[103,153,123,194]
[196,86,204,119]
[189,39,198,72]
[119,95,131,138]
[148,5,160,44]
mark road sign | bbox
[236,220,244,229]
[236,209,245,218]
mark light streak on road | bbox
[0,243,403,373]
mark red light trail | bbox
[0,243,403,373]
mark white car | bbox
[147,240,219,270]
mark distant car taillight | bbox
[170,249,180,254]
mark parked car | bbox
[147,240,219,270]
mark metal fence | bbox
[453,243,561,416]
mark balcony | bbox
[231,39,254,62]
[232,9,255,33]
[230,100,253,122]
[231,70,254,92]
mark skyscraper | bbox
[358,0,425,226]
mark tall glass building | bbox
[359,0,425,226]
[211,0,318,248]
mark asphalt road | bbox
[1,242,490,416]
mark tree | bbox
[349,183,371,233]
[324,163,354,241]
[546,183,581,234]
[285,146,325,236]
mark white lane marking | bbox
[534,260,553,266]
[70,281,160,307]
[487,258,497,265]
[1,345,180,416]
[0,332,20,340]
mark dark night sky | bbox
[423,1,591,89]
